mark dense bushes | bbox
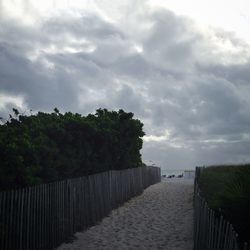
[0,108,145,191]
[198,165,250,245]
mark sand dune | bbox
[57,179,194,250]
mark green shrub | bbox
[0,108,145,191]
[198,165,250,245]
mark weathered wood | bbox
[220,218,226,250]
[0,167,161,250]
[194,167,248,250]
[224,222,230,250]
[243,242,248,250]
[0,192,4,250]
[3,192,8,250]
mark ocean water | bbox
[161,169,194,176]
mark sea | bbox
[160,168,194,177]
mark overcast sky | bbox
[1,0,250,170]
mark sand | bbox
[57,179,194,250]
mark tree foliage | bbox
[0,108,145,191]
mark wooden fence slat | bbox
[70,179,73,236]
[40,185,44,250]
[3,191,9,250]
[220,218,226,250]
[57,181,60,245]
[29,186,34,250]
[50,183,54,250]
[0,167,160,250]
[81,178,85,231]
[39,185,43,250]
[0,191,3,250]
[19,188,25,250]
[243,242,248,250]
[62,180,66,242]
[224,222,230,250]
[194,167,249,250]
[7,190,14,250]
[208,208,213,250]
[214,213,219,250]
[229,225,234,250]
[59,181,63,244]
[44,184,48,250]
[26,188,31,250]
[61,180,65,244]
[59,181,62,245]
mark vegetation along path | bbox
[57,179,194,250]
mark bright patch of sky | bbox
[148,0,250,43]
[2,0,250,44]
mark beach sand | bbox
[57,179,194,250]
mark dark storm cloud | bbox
[197,62,250,86]
[111,54,152,79]
[142,10,200,70]
[112,84,147,116]
[42,14,125,41]
[1,6,250,168]
[0,42,79,111]
[0,14,123,113]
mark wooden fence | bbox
[194,167,249,250]
[0,166,161,250]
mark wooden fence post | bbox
[0,167,160,250]
[194,166,248,250]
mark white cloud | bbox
[1,1,250,169]
[0,94,26,110]
[148,0,250,43]
[144,130,171,142]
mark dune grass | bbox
[198,164,250,245]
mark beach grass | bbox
[198,164,250,245]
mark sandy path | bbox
[57,179,194,250]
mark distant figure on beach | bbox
[167,174,175,178]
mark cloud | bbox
[1,2,250,168]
